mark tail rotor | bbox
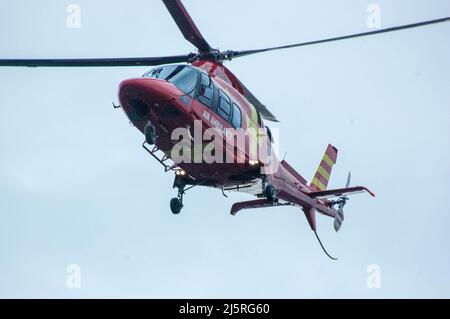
[333,172,351,232]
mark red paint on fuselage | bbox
[117,61,340,220]
[118,62,261,186]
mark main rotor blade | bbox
[162,0,212,53]
[234,77,278,122]
[0,54,194,67]
[231,17,450,59]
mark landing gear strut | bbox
[170,176,185,214]
[169,174,205,214]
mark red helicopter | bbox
[1,1,447,259]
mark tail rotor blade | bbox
[334,207,345,232]
[346,172,352,188]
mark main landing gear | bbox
[264,184,277,202]
[262,176,278,203]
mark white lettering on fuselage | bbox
[202,110,233,140]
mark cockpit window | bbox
[143,65,177,79]
[166,66,198,97]
[143,65,199,97]
[143,69,158,78]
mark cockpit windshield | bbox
[143,65,199,97]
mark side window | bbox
[198,73,214,107]
[232,103,242,129]
[218,90,231,121]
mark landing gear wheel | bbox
[170,197,183,214]
[264,184,277,202]
[144,121,156,145]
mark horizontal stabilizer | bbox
[309,186,375,199]
[230,199,275,216]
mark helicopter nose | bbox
[118,78,183,123]
[118,78,179,103]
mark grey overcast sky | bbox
[0,0,449,298]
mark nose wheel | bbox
[169,174,204,214]
[170,175,185,214]
[170,197,183,214]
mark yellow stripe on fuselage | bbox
[247,105,259,159]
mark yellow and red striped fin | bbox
[310,144,338,191]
